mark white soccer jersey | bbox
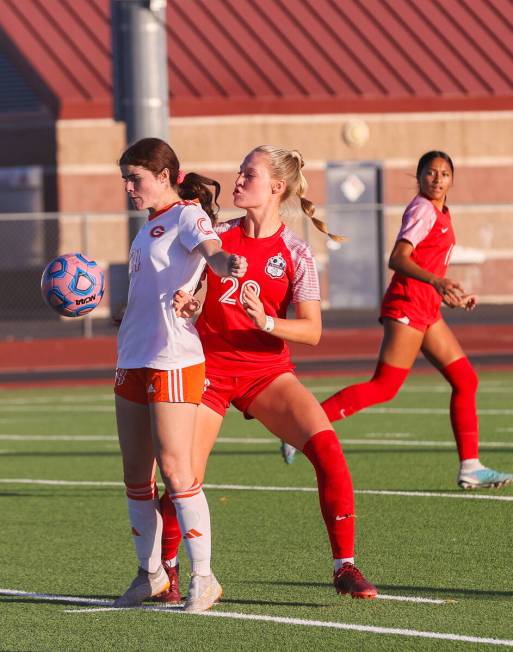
[117,201,220,370]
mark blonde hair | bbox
[252,145,347,242]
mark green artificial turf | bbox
[1,371,512,650]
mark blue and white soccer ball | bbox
[41,253,105,317]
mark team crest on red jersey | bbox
[265,253,286,279]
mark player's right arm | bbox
[196,239,247,279]
[389,240,463,300]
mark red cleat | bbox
[333,563,378,600]
[155,563,182,603]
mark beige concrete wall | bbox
[49,111,513,304]
[54,111,513,209]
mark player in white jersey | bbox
[113,138,246,611]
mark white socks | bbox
[334,557,355,571]
[127,496,163,573]
[172,484,212,576]
[460,458,485,474]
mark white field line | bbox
[4,405,513,415]
[307,385,512,394]
[1,478,512,502]
[0,406,113,412]
[2,405,513,417]
[0,587,446,608]
[0,396,114,404]
[0,435,118,441]
[365,408,513,415]
[1,589,510,647]
[1,434,513,450]
[0,381,510,406]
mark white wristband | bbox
[262,315,275,333]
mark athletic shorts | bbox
[114,363,205,405]
[201,366,295,418]
[380,281,442,333]
[379,305,442,333]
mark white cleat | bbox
[183,572,223,613]
[280,441,297,464]
[113,565,170,607]
[458,467,513,490]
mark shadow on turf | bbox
[0,596,110,607]
[252,580,513,600]
[0,594,327,609]
[218,596,326,608]
[211,450,283,456]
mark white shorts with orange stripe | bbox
[114,363,205,405]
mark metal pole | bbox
[111,0,169,241]
[121,0,169,144]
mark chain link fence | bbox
[1,205,512,340]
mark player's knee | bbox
[465,364,479,393]
[443,357,478,394]
[158,461,193,494]
[372,362,408,403]
[374,379,402,403]
[303,430,347,469]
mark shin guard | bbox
[302,430,355,559]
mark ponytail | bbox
[300,196,347,243]
[253,145,347,242]
[293,149,347,243]
[177,172,221,224]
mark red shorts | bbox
[379,305,442,333]
[380,281,442,333]
[202,367,295,417]
[114,363,205,405]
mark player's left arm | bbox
[243,286,321,345]
[195,239,247,279]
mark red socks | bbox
[160,490,181,561]
[441,357,479,460]
[161,430,360,561]
[321,355,479,461]
[302,430,355,559]
[322,361,409,422]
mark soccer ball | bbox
[41,253,105,317]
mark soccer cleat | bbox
[113,565,170,607]
[154,562,182,603]
[333,563,378,600]
[183,572,223,613]
[458,467,513,490]
[280,440,297,464]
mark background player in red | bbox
[113,138,246,611]
[322,150,513,491]
[158,144,377,603]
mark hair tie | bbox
[176,170,186,185]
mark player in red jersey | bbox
[322,151,513,491]
[157,145,377,603]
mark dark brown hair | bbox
[119,138,221,222]
[416,150,454,181]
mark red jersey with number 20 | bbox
[381,194,455,325]
[196,218,320,376]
